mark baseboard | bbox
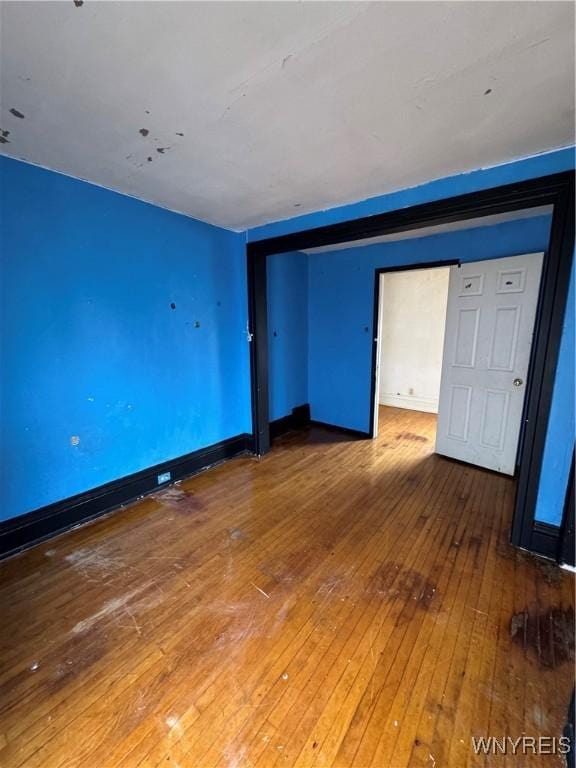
[269,405,370,441]
[528,520,561,561]
[270,404,311,440]
[379,394,438,414]
[309,420,371,439]
[0,433,252,560]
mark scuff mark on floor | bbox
[64,546,128,580]
[228,528,247,541]
[72,584,148,634]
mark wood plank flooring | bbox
[0,407,573,768]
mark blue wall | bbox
[535,261,575,525]
[267,252,308,421]
[0,157,251,521]
[308,216,554,430]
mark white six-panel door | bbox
[435,252,543,475]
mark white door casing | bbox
[435,252,544,475]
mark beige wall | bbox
[379,267,450,414]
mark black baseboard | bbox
[0,433,252,560]
[269,405,371,442]
[309,420,371,439]
[270,404,311,440]
[529,521,561,561]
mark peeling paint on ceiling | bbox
[0,1,574,231]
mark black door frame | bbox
[560,452,575,566]
[246,170,574,556]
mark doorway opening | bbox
[373,251,545,477]
[374,266,450,447]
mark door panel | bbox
[447,385,472,441]
[480,389,509,449]
[454,309,479,367]
[435,252,543,475]
[489,306,520,370]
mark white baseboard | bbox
[379,393,439,414]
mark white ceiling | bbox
[303,206,554,253]
[0,2,573,231]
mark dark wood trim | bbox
[0,433,251,560]
[368,259,460,439]
[246,170,574,558]
[270,404,311,440]
[529,521,561,561]
[511,179,575,549]
[560,452,575,567]
[309,420,371,439]
[269,405,370,441]
[247,251,270,455]
[248,173,569,257]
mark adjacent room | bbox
[0,2,574,767]
[376,265,450,420]
[290,208,555,477]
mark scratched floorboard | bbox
[0,407,573,768]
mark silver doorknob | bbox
[513,378,523,387]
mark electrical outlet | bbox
[157,471,171,485]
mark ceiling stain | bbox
[156,147,170,154]
[73,0,84,7]
[9,108,25,119]
[139,128,149,137]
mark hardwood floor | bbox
[0,407,573,768]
